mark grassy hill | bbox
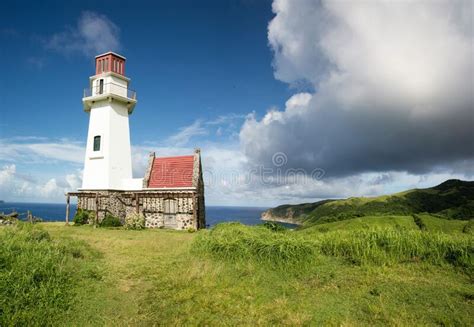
[262,179,474,225]
[2,181,473,325]
[299,214,472,235]
[1,222,473,326]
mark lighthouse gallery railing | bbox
[83,82,136,100]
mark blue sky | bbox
[1,0,290,140]
[0,0,473,205]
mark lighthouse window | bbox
[93,135,101,152]
[98,79,104,94]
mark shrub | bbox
[124,213,145,230]
[100,214,122,227]
[463,220,474,234]
[88,211,96,224]
[263,221,287,232]
[73,209,89,225]
[413,214,427,231]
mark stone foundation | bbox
[74,190,204,230]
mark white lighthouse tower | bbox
[81,52,142,191]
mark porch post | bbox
[65,194,70,225]
[135,193,140,214]
[95,192,99,227]
[192,193,198,229]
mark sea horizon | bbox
[0,200,268,209]
[0,201,284,228]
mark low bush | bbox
[413,214,427,231]
[73,209,89,225]
[0,223,92,325]
[124,213,145,230]
[100,214,122,227]
[463,220,474,234]
[262,221,287,232]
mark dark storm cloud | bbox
[240,0,474,177]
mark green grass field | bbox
[1,221,473,326]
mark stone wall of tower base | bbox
[74,190,203,230]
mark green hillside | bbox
[2,222,473,326]
[2,182,474,326]
[263,179,474,225]
[300,214,471,235]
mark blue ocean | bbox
[0,202,292,228]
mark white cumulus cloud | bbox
[0,164,82,203]
[241,0,474,178]
[46,11,121,56]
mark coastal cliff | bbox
[260,209,303,225]
[260,200,334,225]
[261,180,474,225]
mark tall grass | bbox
[0,223,96,326]
[318,228,473,268]
[194,223,473,271]
[192,223,316,268]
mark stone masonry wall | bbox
[76,191,198,230]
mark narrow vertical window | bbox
[93,135,101,151]
[105,58,108,71]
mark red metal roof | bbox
[148,155,194,188]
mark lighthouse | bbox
[68,52,205,230]
[81,52,141,190]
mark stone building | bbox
[66,52,205,229]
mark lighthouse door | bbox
[163,199,177,228]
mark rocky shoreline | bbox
[260,210,303,225]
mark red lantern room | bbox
[95,52,126,76]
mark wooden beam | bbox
[192,194,198,229]
[67,192,111,197]
[95,192,99,227]
[65,194,70,225]
[135,193,139,214]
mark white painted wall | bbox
[81,70,141,191]
[121,178,143,190]
[91,74,128,98]
[81,99,135,190]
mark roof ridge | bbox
[154,155,194,160]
